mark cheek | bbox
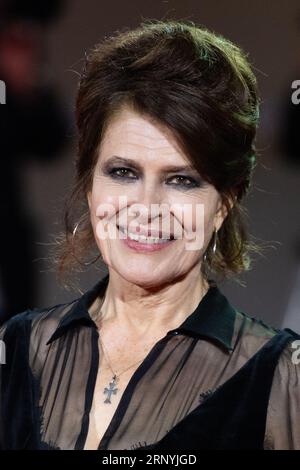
[178,198,216,250]
[179,198,214,232]
[90,175,137,210]
[89,190,127,238]
[90,184,117,213]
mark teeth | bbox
[119,227,172,244]
[128,233,168,244]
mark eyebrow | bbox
[102,156,197,174]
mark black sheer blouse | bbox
[1,274,300,450]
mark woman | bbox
[1,19,300,451]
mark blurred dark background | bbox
[0,0,299,330]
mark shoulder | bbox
[273,328,300,382]
[231,306,300,364]
[232,308,281,359]
[230,310,300,448]
[263,328,300,449]
[0,297,79,348]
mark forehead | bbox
[99,108,190,166]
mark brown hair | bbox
[51,19,267,287]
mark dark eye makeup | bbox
[104,166,203,189]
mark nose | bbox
[139,179,163,205]
[133,179,165,226]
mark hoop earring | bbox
[212,227,218,255]
[203,228,218,262]
[72,219,101,267]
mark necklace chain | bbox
[98,327,146,379]
[97,310,150,404]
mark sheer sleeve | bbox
[0,312,35,450]
[265,336,300,449]
[0,320,9,450]
[0,322,7,363]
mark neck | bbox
[94,267,209,338]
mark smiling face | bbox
[87,106,228,288]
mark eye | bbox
[108,167,137,179]
[167,175,199,188]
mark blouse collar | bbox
[46,274,236,352]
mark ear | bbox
[214,194,236,231]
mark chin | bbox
[116,267,173,290]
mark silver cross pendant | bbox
[103,375,118,404]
